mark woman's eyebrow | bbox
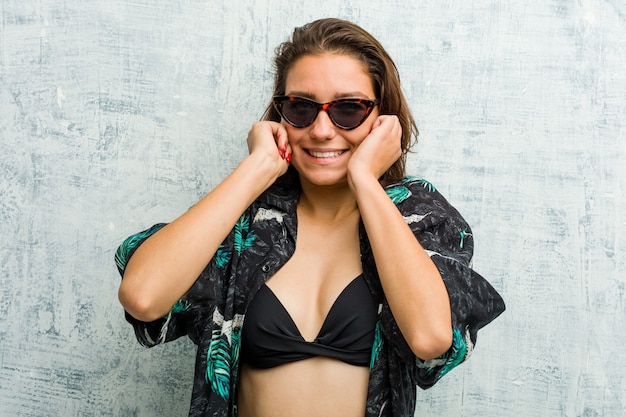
[284,91,372,100]
[284,90,316,99]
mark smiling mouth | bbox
[306,150,345,158]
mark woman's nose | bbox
[309,109,336,140]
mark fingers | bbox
[274,125,292,163]
[350,115,402,180]
[367,115,402,154]
[247,121,291,164]
[370,116,383,131]
[372,115,401,140]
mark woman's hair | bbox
[263,18,418,185]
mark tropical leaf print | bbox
[385,186,411,205]
[416,327,470,378]
[114,223,165,271]
[171,299,191,314]
[438,327,470,378]
[370,321,383,369]
[403,177,436,192]
[459,228,472,249]
[204,310,245,401]
[215,244,231,268]
[234,213,256,255]
[206,329,232,401]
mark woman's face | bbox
[282,53,379,188]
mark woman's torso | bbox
[237,204,373,417]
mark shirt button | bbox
[261,263,270,273]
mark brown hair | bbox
[263,18,418,185]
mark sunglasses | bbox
[273,96,378,130]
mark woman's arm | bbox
[119,122,291,322]
[348,116,452,360]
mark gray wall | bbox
[1,1,624,416]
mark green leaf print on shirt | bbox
[234,213,256,255]
[385,185,411,205]
[402,177,436,192]
[206,329,232,401]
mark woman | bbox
[115,18,505,417]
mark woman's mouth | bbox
[306,150,345,158]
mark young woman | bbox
[115,18,505,417]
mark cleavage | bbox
[264,275,362,342]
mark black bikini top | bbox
[240,274,378,368]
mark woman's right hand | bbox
[246,121,292,181]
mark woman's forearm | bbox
[118,154,280,321]
[352,176,452,360]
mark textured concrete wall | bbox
[1,1,624,416]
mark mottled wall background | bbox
[1,0,624,416]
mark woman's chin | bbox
[297,171,349,189]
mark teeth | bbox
[308,150,343,158]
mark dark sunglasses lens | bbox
[281,100,318,127]
[330,102,369,128]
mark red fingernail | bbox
[286,153,292,164]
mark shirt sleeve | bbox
[382,177,506,389]
[114,222,227,348]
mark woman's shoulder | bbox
[384,176,442,206]
[384,176,465,225]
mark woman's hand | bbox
[246,121,292,181]
[347,115,402,190]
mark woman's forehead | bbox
[284,53,375,100]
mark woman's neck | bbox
[297,179,359,224]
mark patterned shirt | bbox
[115,176,505,417]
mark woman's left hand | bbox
[347,115,402,189]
